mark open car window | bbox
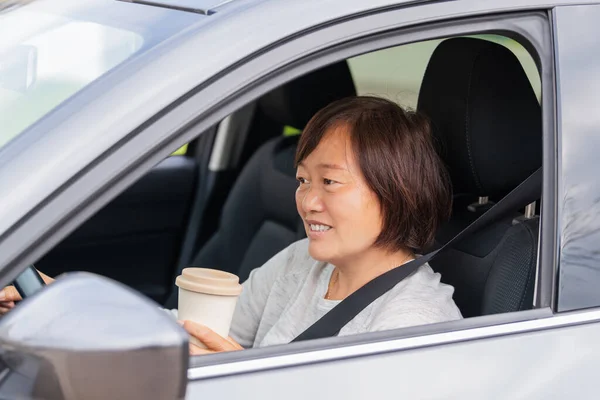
[37,11,549,359]
[347,34,541,109]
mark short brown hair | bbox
[295,96,451,252]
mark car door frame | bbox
[179,8,588,397]
[0,0,566,390]
[182,6,558,374]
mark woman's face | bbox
[296,125,384,264]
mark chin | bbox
[307,241,334,263]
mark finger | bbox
[225,336,244,350]
[0,302,15,308]
[0,286,21,302]
[37,271,55,285]
[189,344,214,356]
[0,306,12,314]
[181,321,235,352]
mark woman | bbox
[0,96,462,354]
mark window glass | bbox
[0,0,199,151]
[0,18,143,148]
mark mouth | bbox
[306,220,333,234]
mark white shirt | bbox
[230,239,463,348]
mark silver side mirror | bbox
[0,272,188,399]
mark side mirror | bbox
[0,272,188,399]
[0,44,37,93]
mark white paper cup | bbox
[176,268,243,348]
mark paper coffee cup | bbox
[176,268,242,348]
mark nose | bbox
[300,185,324,214]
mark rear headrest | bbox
[259,61,357,129]
[418,37,541,198]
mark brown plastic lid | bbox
[175,268,242,296]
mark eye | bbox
[297,177,307,185]
[323,178,336,185]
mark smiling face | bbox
[295,125,384,265]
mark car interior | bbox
[35,34,543,324]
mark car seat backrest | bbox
[259,61,357,130]
[418,37,542,198]
[417,37,542,317]
[163,61,356,308]
[197,135,302,283]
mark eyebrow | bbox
[298,161,347,171]
[318,163,347,171]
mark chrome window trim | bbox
[188,307,600,380]
[211,0,238,11]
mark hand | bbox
[179,320,243,355]
[0,270,54,315]
[0,285,21,315]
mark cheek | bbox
[332,187,382,234]
[295,188,303,214]
[362,194,384,234]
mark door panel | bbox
[553,4,600,311]
[37,156,197,303]
[187,318,600,399]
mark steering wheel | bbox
[13,265,45,299]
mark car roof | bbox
[0,0,596,246]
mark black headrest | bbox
[259,61,357,129]
[418,37,542,198]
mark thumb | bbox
[0,286,22,302]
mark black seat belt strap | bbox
[292,167,542,342]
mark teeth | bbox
[310,224,331,232]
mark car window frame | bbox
[0,1,558,379]
[178,10,558,377]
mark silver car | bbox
[0,0,598,398]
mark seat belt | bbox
[292,167,542,342]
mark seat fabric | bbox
[418,38,542,317]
